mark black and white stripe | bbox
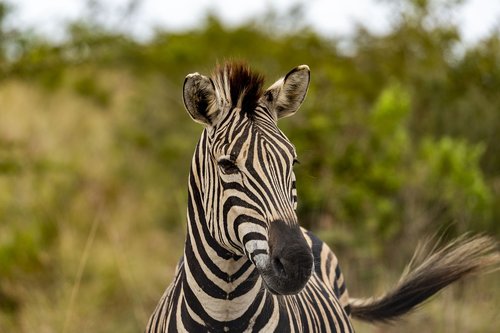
[146,62,499,332]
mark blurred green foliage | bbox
[0,0,499,331]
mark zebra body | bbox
[147,62,499,332]
[148,229,352,332]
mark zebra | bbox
[146,61,499,332]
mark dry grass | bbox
[0,77,184,332]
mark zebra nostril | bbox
[272,256,286,276]
[266,221,313,294]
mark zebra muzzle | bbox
[259,220,313,295]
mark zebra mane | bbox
[211,61,265,115]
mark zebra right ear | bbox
[263,65,310,120]
[183,73,219,126]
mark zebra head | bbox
[182,62,313,295]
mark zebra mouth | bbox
[258,220,314,295]
[252,253,309,295]
[258,259,313,295]
[261,278,281,295]
[245,221,313,295]
[254,250,313,296]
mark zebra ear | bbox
[263,65,310,119]
[183,73,219,126]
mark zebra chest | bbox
[166,271,353,332]
[273,275,354,333]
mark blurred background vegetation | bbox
[0,0,499,332]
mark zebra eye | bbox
[218,158,239,175]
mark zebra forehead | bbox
[214,120,296,159]
[211,61,265,115]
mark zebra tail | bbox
[349,234,500,323]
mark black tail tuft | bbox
[349,235,499,323]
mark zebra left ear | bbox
[263,65,310,119]
[183,73,219,126]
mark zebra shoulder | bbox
[301,228,350,313]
